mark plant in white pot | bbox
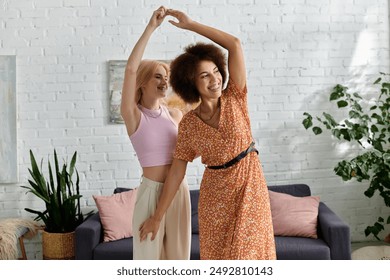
[21,149,93,259]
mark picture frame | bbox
[0,55,17,183]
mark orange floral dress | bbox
[173,79,276,260]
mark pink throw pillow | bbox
[93,188,138,242]
[268,190,320,239]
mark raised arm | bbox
[166,9,246,90]
[139,158,188,241]
[120,6,167,136]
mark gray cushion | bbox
[275,236,331,260]
[94,238,133,260]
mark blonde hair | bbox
[136,60,169,102]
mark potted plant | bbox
[302,73,390,241]
[21,149,93,259]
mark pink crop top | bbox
[129,104,178,167]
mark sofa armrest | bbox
[75,212,102,260]
[318,202,351,260]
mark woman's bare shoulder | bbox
[168,107,183,124]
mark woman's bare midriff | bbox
[142,164,172,183]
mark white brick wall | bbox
[0,0,389,259]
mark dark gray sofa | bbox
[75,184,351,260]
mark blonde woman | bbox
[120,6,191,260]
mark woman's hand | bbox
[148,6,167,29]
[139,216,161,242]
[166,9,193,29]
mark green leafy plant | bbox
[21,150,93,233]
[302,73,390,240]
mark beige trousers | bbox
[132,176,191,260]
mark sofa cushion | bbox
[94,238,133,260]
[269,190,320,238]
[275,236,331,260]
[93,188,138,242]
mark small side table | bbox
[16,227,30,260]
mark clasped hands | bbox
[149,6,193,30]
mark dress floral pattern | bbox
[173,78,276,260]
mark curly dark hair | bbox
[170,42,227,104]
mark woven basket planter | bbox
[42,231,75,260]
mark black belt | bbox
[207,142,258,170]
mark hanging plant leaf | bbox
[373,77,382,84]
[302,112,313,127]
[337,100,348,108]
[330,91,340,101]
[312,126,322,135]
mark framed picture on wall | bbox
[0,55,17,183]
[108,60,126,124]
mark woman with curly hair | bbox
[121,6,191,260]
[139,9,276,260]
